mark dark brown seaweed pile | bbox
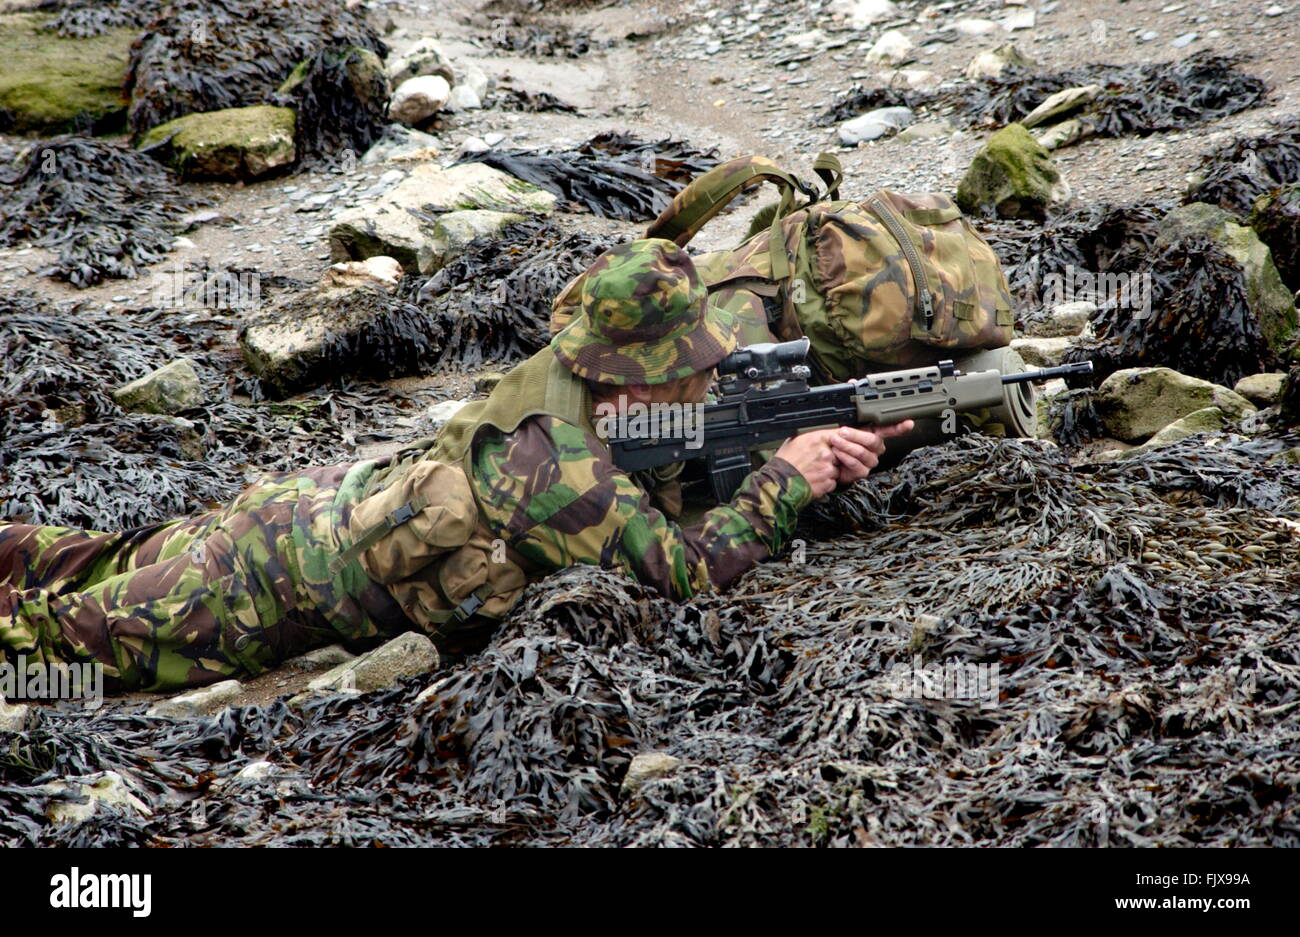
[124,0,385,138]
[1061,236,1277,389]
[1251,184,1300,292]
[945,54,1268,138]
[487,15,598,57]
[39,0,160,38]
[1185,120,1300,216]
[459,132,720,221]
[270,45,392,170]
[0,137,208,287]
[4,435,1299,846]
[490,87,578,113]
[814,85,933,127]
[397,218,618,371]
[0,290,442,528]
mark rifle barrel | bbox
[1001,361,1094,384]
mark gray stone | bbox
[42,771,152,824]
[329,162,555,272]
[956,123,1070,220]
[1170,32,1198,48]
[445,84,482,111]
[284,644,357,672]
[454,63,490,102]
[235,760,281,781]
[417,209,528,274]
[136,105,296,180]
[389,75,451,125]
[1010,336,1072,368]
[828,0,897,29]
[306,632,440,693]
[1118,407,1231,458]
[1234,372,1287,406]
[475,371,506,394]
[864,29,913,67]
[621,752,682,795]
[1021,86,1100,129]
[1156,203,1297,355]
[895,119,955,143]
[839,106,914,145]
[1027,300,1096,337]
[148,679,243,718]
[1035,118,1089,152]
[386,37,455,85]
[113,358,203,415]
[362,127,440,165]
[953,18,999,36]
[964,42,1038,80]
[1094,367,1256,442]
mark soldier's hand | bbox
[828,421,913,486]
[774,430,840,497]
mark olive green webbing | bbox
[644,156,808,247]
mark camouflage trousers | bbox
[0,464,412,693]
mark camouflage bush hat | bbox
[551,238,740,385]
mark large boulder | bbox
[112,358,204,415]
[305,632,440,693]
[239,285,440,397]
[1250,183,1300,292]
[1233,372,1287,406]
[956,123,1070,220]
[0,12,134,134]
[416,209,528,274]
[1117,407,1233,459]
[1093,366,1256,442]
[328,162,556,272]
[137,105,296,180]
[1156,202,1298,355]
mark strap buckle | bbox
[387,503,417,527]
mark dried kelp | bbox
[1062,236,1277,388]
[1185,119,1300,216]
[0,137,207,287]
[39,0,160,38]
[491,87,578,113]
[396,218,617,370]
[460,132,719,221]
[814,85,932,127]
[1043,388,1105,450]
[5,435,1299,847]
[1251,184,1300,291]
[270,44,391,170]
[124,0,384,137]
[946,54,1268,138]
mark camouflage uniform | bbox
[0,240,813,693]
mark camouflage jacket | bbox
[351,347,812,648]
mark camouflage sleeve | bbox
[470,416,813,599]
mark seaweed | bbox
[459,132,719,221]
[1186,120,1300,216]
[396,217,618,371]
[491,87,578,113]
[0,137,208,288]
[487,15,598,57]
[6,434,1300,847]
[813,85,932,127]
[123,0,385,138]
[39,0,161,39]
[270,44,391,170]
[1250,184,1300,292]
[945,53,1268,138]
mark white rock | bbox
[148,679,244,718]
[461,135,491,155]
[236,760,281,781]
[1001,9,1036,30]
[42,771,152,825]
[386,38,454,85]
[388,75,451,125]
[320,256,404,292]
[621,752,683,794]
[455,63,490,102]
[865,29,914,67]
[483,132,506,146]
[0,694,31,733]
[1170,32,1198,48]
[1021,85,1100,129]
[785,28,827,49]
[427,399,470,426]
[839,106,914,145]
[827,0,897,29]
[964,42,1037,79]
[953,18,999,36]
[306,632,440,693]
[362,127,440,165]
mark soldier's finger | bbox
[836,427,886,456]
[829,435,879,469]
[871,420,915,438]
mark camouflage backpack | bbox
[551,153,1016,383]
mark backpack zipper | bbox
[869,196,935,332]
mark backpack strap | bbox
[644,156,816,246]
[811,151,843,201]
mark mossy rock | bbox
[956,123,1070,220]
[138,105,296,180]
[0,12,135,135]
[1157,202,1298,356]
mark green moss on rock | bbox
[138,105,296,180]
[956,123,1070,220]
[0,12,135,135]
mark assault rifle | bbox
[609,338,1093,501]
